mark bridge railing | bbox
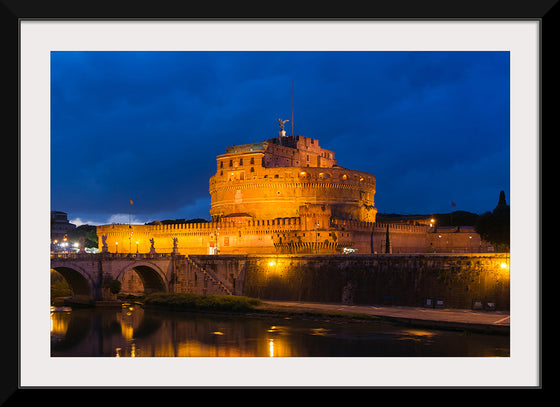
[51,252,184,260]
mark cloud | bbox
[69,217,101,227]
[51,51,509,221]
[106,213,145,225]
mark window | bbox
[250,167,254,172]
[239,158,243,166]
[229,160,233,167]
[250,157,255,164]
[220,161,223,168]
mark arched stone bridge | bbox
[51,253,235,304]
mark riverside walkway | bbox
[257,300,510,335]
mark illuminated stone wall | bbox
[240,254,510,310]
[209,135,376,222]
[96,133,490,256]
[97,220,489,256]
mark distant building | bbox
[97,124,490,255]
[51,211,76,242]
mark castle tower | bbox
[208,122,377,223]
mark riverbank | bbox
[255,300,510,335]
[136,293,509,335]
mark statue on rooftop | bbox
[276,118,289,131]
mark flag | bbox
[129,198,134,205]
[451,200,456,207]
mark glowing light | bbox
[269,339,274,357]
[500,262,508,269]
[268,261,276,267]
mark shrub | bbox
[142,293,261,312]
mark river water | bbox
[51,305,509,357]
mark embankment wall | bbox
[237,254,510,310]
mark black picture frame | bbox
[8,0,551,400]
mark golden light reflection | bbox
[403,329,435,338]
[121,323,134,340]
[50,308,70,337]
[269,339,274,357]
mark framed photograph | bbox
[12,1,549,395]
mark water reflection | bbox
[50,306,509,357]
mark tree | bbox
[66,225,98,248]
[475,191,510,251]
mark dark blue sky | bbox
[51,51,510,226]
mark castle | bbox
[97,124,489,255]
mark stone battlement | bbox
[95,131,490,256]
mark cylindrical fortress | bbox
[209,134,377,222]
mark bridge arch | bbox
[51,265,95,301]
[116,261,168,294]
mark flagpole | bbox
[291,81,294,136]
[129,198,133,253]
